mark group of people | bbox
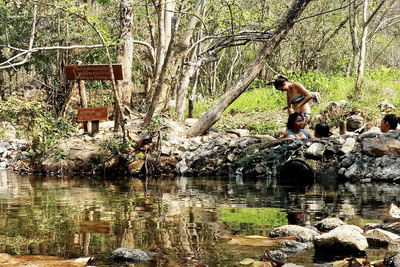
[284,113,331,139]
[272,75,399,139]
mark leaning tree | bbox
[186,0,313,136]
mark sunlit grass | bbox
[219,207,288,226]
[344,216,383,226]
[191,68,400,135]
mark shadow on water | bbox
[0,171,399,266]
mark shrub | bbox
[0,94,75,150]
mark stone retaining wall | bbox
[2,127,400,181]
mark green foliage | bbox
[246,121,281,137]
[348,68,400,121]
[193,79,285,118]
[98,135,136,162]
[289,70,331,92]
[95,0,110,3]
[147,114,164,132]
[227,80,286,112]
[86,81,114,108]
[96,135,141,173]
[0,94,75,150]
[192,98,216,118]
[219,207,288,228]
[53,147,67,159]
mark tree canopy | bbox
[0,0,399,136]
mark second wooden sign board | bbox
[77,107,108,122]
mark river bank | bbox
[1,116,399,183]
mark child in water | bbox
[380,114,400,133]
[314,121,331,138]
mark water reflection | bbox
[0,171,399,266]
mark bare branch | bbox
[6,3,39,71]
[294,0,359,23]
[200,31,274,56]
[370,29,400,67]
[165,7,208,33]
[0,44,105,69]
[365,0,388,27]
[368,16,400,41]
[185,30,276,59]
[132,40,156,65]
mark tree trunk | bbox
[173,0,205,119]
[143,5,181,128]
[176,55,218,120]
[349,1,360,75]
[78,78,89,133]
[186,0,313,136]
[164,0,175,50]
[146,0,176,109]
[355,0,369,91]
[352,0,388,96]
[117,0,135,105]
[76,61,89,133]
[188,69,200,118]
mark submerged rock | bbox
[278,240,309,252]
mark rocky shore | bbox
[1,118,399,182]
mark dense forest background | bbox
[0,0,399,143]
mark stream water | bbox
[0,171,399,266]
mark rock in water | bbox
[108,248,155,264]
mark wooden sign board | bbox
[65,64,123,80]
[77,107,108,122]
[79,220,110,234]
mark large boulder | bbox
[365,228,400,246]
[376,222,400,235]
[313,225,368,260]
[362,136,400,157]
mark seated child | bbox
[314,121,331,138]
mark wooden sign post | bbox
[77,107,108,135]
[65,64,123,136]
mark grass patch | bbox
[219,207,288,226]
[344,216,383,227]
